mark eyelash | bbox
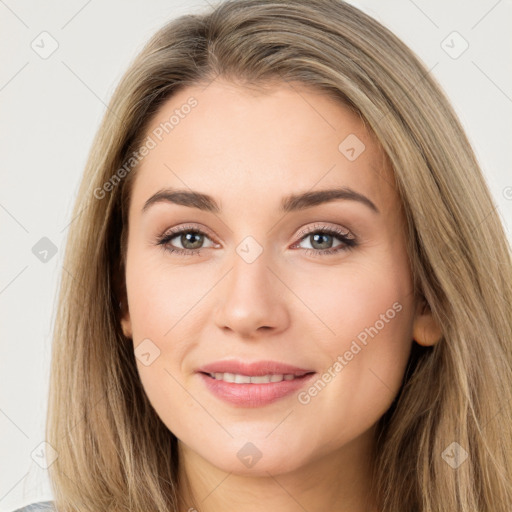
[155,223,358,258]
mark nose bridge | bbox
[212,233,289,336]
[229,234,273,301]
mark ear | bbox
[412,296,442,347]
[120,301,133,339]
[113,256,132,340]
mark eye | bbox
[291,223,357,257]
[155,224,217,256]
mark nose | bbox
[213,246,290,339]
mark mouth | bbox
[197,362,317,407]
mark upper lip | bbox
[197,360,316,377]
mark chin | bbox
[200,436,314,477]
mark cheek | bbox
[125,247,207,341]
[293,252,413,349]
[290,254,415,444]
[124,250,217,420]
[124,254,211,433]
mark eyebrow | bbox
[141,186,379,215]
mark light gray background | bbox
[1,0,511,510]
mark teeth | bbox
[235,373,251,384]
[209,372,301,384]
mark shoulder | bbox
[11,501,55,512]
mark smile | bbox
[198,371,316,407]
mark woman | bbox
[15,0,512,511]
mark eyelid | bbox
[294,222,354,241]
[161,223,220,243]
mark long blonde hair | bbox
[46,1,512,510]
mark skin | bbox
[120,78,441,512]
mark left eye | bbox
[295,231,346,251]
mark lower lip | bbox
[198,372,316,407]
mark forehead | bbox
[128,79,397,217]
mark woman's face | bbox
[120,79,437,476]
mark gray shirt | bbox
[11,501,55,512]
